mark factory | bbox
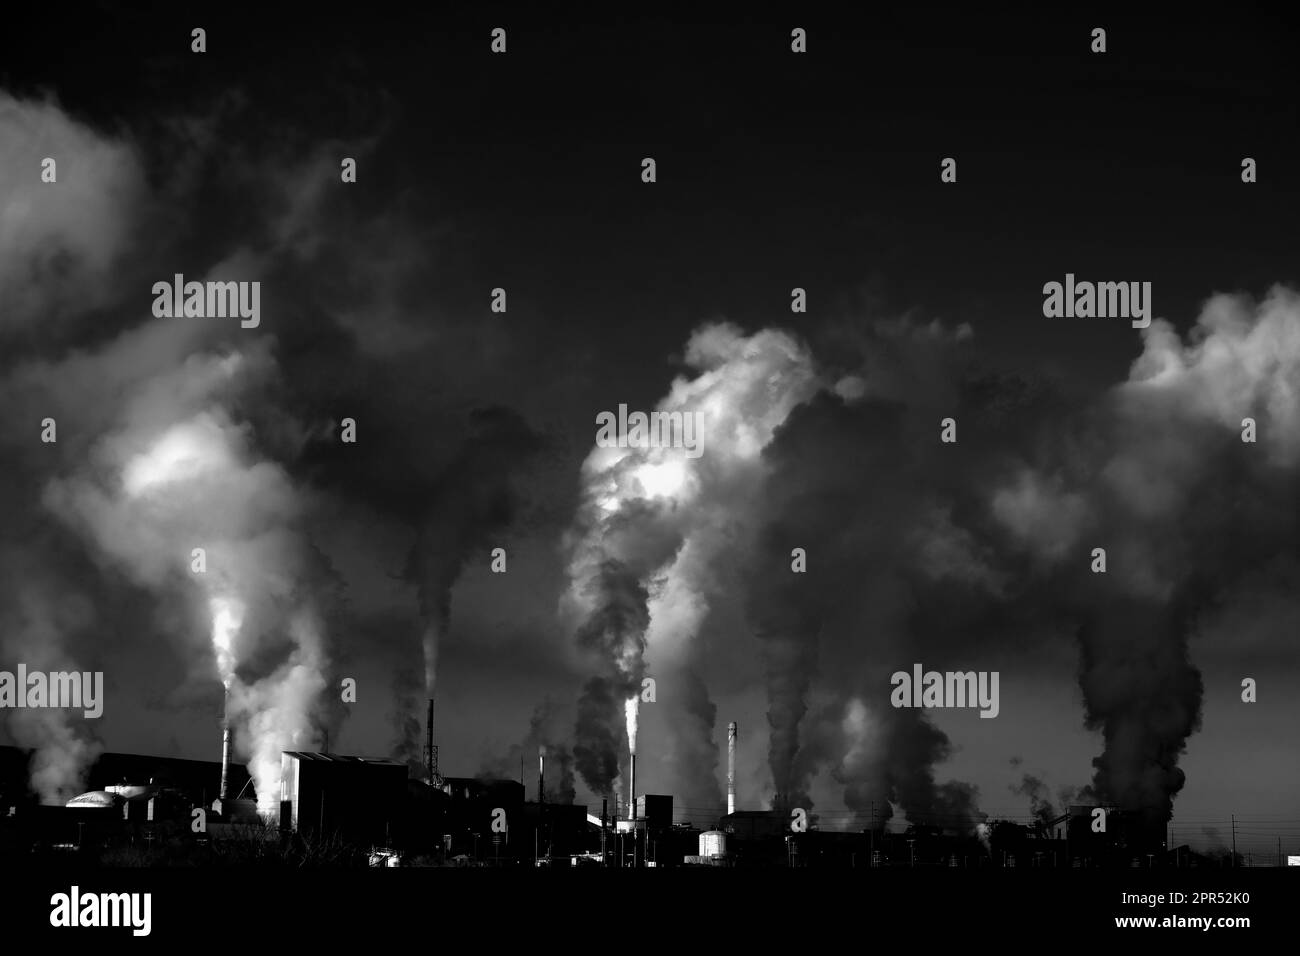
[0,708,1221,868]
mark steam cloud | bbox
[564,323,816,803]
[0,93,141,800]
[44,352,339,813]
[0,92,350,809]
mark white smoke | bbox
[0,92,144,330]
[44,346,331,813]
[0,583,103,803]
[0,92,146,799]
[625,696,639,755]
[565,322,819,799]
[1120,286,1300,468]
[422,620,440,699]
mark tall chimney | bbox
[538,746,545,804]
[727,721,737,816]
[629,753,637,821]
[218,688,232,803]
[425,697,440,786]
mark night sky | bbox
[1,4,1297,853]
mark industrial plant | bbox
[0,707,1245,869]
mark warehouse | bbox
[279,752,407,848]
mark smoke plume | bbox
[990,286,1300,822]
[563,323,816,800]
[478,699,577,804]
[402,407,541,718]
[1011,772,1059,827]
[42,343,340,812]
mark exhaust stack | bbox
[629,753,637,821]
[218,689,232,803]
[425,697,441,787]
[727,721,737,816]
[538,746,545,804]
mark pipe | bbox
[727,721,737,816]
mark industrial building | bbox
[0,705,1235,869]
[279,752,407,847]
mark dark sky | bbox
[1,5,1297,851]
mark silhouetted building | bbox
[279,752,407,848]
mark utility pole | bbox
[1231,815,1237,867]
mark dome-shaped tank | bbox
[66,790,124,809]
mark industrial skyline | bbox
[1,2,1297,892]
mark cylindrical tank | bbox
[700,830,727,859]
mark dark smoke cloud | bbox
[1011,771,1059,826]
[571,676,626,797]
[660,670,723,810]
[478,699,577,804]
[743,363,997,824]
[740,290,1300,832]
[566,514,678,795]
[391,664,424,775]
[403,405,543,700]
[563,324,817,802]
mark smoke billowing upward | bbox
[624,695,639,755]
[403,407,541,696]
[42,348,343,812]
[563,323,817,800]
[390,665,424,775]
[660,670,722,810]
[1074,597,1202,821]
[478,700,577,804]
[0,94,147,801]
[989,286,1300,822]
[1011,771,1059,827]
[0,562,104,802]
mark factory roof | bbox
[282,752,403,766]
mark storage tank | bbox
[65,791,123,810]
[699,830,726,859]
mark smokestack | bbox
[425,697,440,787]
[218,689,232,803]
[629,753,637,821]
[538,746,545,804]
[727,721,737,816]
